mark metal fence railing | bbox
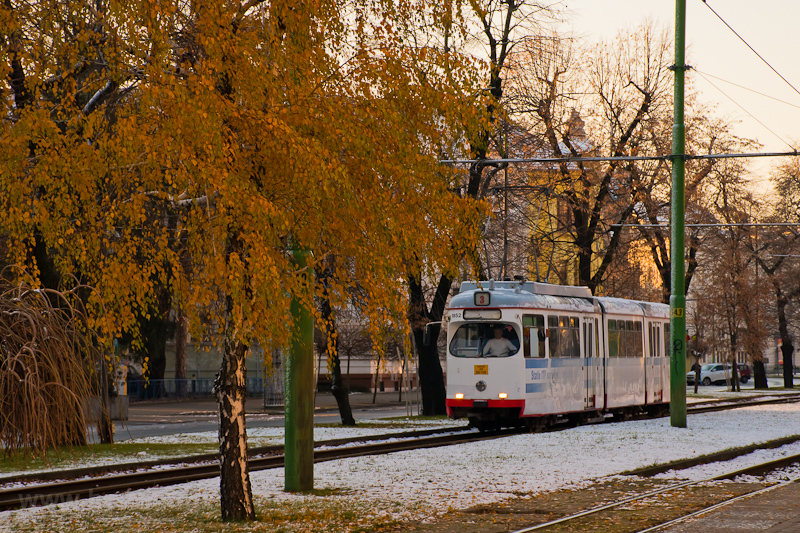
[125,378,266,402]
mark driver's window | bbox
[450,323,519,358]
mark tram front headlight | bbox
[498,393,508,399]
[455,393,464,399]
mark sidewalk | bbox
[127,390,420,420]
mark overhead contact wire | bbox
[701,0,800,99]
[694,69,800,111]
[694,70,795,150]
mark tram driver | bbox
[482,326,517,357]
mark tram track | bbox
[0,425,471,487]
[0,426,501,511]
[686,392,800,414]
[3,393,799,513]
[505,446,800,532]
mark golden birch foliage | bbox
[1,0,484,351]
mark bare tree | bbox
[499,24,760,303]
[752,157,800,388]
[407,0,558,415]
[500,25,673,294]
[689,175,769,391]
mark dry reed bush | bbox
[0,279,101,457]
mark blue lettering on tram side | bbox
[525,359,548,368]
[526,383,546,393]
[549,359,581,368]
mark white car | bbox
[686,363,735,386]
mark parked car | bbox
[737,363,751,383]
[686,363,744,386]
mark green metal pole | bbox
[670,0,687,428]
[285,246,315,491]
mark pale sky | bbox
[562,0,800,191]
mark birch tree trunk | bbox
[215,332,255,521]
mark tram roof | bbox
[459,280,592,298]
[450,281,669,318]
[451,281,598,313]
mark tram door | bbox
[583,318,597,409]
[648,322,664,403]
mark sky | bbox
[561,0,800,191]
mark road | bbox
[103,376,797,442]
[107,391,419,442]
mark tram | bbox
[445,280,671,429]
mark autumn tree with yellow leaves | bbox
[1,0,484,520]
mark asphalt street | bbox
[103,376,796,442]
[108,390,420,441]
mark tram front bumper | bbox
[446,398,524,419]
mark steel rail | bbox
[634,478,800,533]
[0,428,506,511]
[0,425,471,486]
[687,394,800,414]
[507,450,800,532]
[2,395,799,511]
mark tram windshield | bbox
[449,322,520,358]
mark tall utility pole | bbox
[285,246,315,491]
[670,0,688,428]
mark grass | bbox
[2,492,415,532]
[1,416,459,475]
[316,414,452,430]
[0,417,456,531]
[0,442,218,475]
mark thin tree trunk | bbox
[372,358,380,404]
[175,310,188,397]
[330,354,355,426]
[774,282,795,389]
[782,342,795,389]
[399,347,405,402]
[753,360,768,389]
[346,352,351,390]
[727,331,737,392]
[215,334,255,521]
[97,356,113,444]
[315,260,356,426]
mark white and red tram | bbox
[445,280,671,429]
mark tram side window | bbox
[567,317,580,357]
[664,323,671,357]
[548,315,580,358]
[548,316,560,357]
[648,324,656,358]
[618,320,643,358]
[608,320,643,358]
[523,314,546,358]
[622,320,633,357]
[608,319,620,357]
[633,321,643,357]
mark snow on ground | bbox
[132,417,467,447]
[3,400,800,531]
